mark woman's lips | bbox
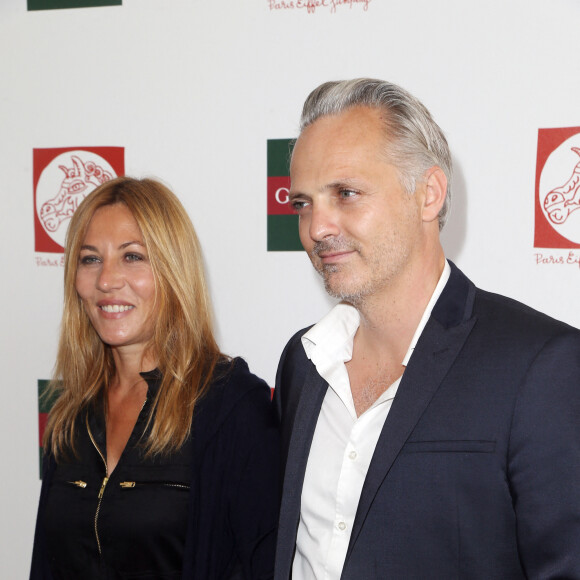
[96,301,136,315]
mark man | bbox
[274,78,580,579]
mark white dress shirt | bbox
[292,262,451,580]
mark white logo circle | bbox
[539,134,580,245]
[36,151,116,249]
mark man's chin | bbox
[322,275,365,304]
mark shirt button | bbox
[348,451,357,460]
[337,521,347,531]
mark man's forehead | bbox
[291,107,393,176]
[296,107,391,154]
[301,105,385,137]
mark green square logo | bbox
[28,0,121,10]
[267,139,302,251]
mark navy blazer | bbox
[274,262,580,579]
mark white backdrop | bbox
[1,0,579,576]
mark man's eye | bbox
[339,189,357,199]
[290,199,309,212]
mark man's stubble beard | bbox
[309,232,413,309]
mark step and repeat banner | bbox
[1,0,579,575]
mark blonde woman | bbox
[30,177,279,579]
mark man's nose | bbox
[308,203,340,241]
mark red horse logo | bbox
[39,156,112,233]
[543,147,580,225]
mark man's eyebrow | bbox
[290,178,362,197]
[288,190,304,198]
[326,178,360,189]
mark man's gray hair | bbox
[299,78,452,229]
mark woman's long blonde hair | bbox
[44,177,225,459]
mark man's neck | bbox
[345,251,446,416]
[353,251,445,365]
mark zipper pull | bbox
[120,481,135,488]
[68,480,87,488]
[98,476,109,499]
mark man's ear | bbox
[421,166,447,224]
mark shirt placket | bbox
[324,414,370,579]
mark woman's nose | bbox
[96,259,124,292]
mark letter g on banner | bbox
[275,187,290,205]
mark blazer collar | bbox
[275,365,328,579]
[431,260,476,328]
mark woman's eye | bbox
[125,253,144,263]
[79,255,99,265]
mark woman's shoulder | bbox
[212,356,269,391]
[193,357,274,437]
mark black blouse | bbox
[31,358,280,580]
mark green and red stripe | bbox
[267,139,302,251]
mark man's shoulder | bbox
[464,286,580,369]
[473,286,579,337]
[282,326,314,356]
[447,261,578,338]
[275,326,316,393]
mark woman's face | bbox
[75,204,157,356]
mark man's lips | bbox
[318,250,355,263]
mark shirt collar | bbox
[302,260,451,367]
[302,303,359,365]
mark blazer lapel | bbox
[345,262,478,563]
[275,364,329,580]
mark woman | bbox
[30,177,279,579]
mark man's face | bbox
[289,106,426,306]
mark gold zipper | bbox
[86,415,108,556]
[119,481,189,490]
[68,480,87,488]
[85,395,148,556]
[98,477,109,499]
[163,483,189,490]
